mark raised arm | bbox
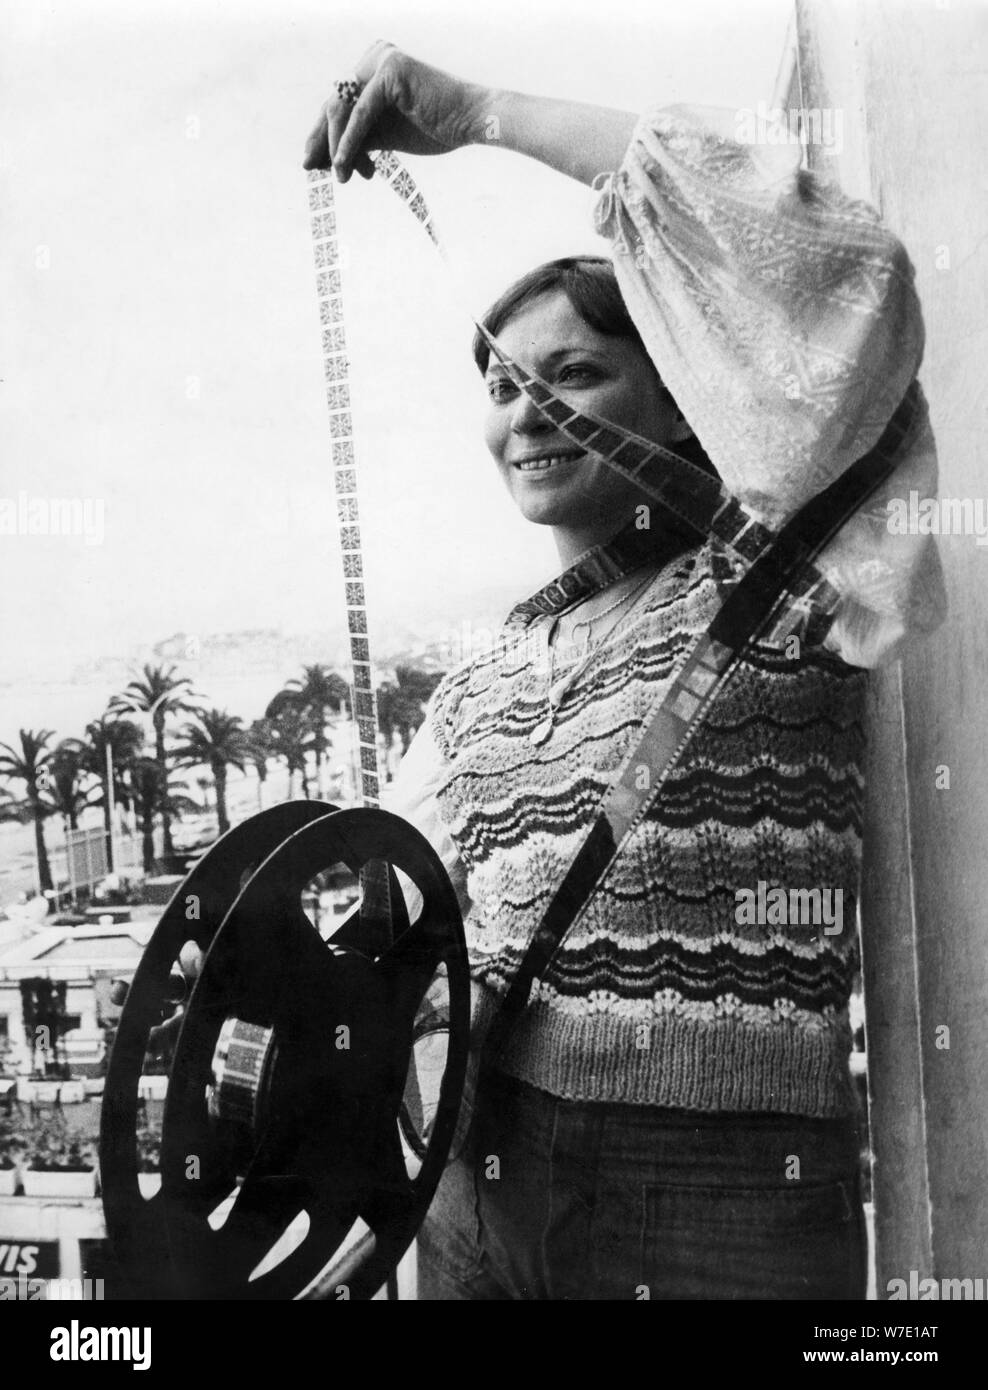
[302,40,636,187]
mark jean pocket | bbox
[639,1179,864,1301]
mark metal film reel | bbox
[100,804,469,1300]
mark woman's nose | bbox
[510,389,552,436]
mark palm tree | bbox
[375,682,420,755]
[267,665,348,797]
[393,664,445,708]
[83,715,145,868]
[268,705,313,799]
[246,718,275,810]
[48,739,97,833]
[0,730,56,892]
[109,664,201,861]
[173,709,249,836]
[376,665,445,756]
[128,757,199,872]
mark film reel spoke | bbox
[357,1121,419,1233]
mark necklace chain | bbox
[553,569,655,659]
[568,579,646,651]
[529,570,657,746]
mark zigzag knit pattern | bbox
[429,540,867,1116]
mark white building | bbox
[0,924,152,1077]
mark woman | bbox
[304,43,944,1300]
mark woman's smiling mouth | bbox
[512,448,586,474]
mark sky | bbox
[0,0,793,715]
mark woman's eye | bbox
[558,364,597,384]
[488,379,518,403]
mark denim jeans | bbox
[417,1070,866,1300]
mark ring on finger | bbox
[334,76,362,108]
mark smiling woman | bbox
[479,262,697,561]
[305,39,945,1300]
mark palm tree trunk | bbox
[215,764,230,835]
[155,719,175,858]
[32,807,53,893]
[314,727,326,799]
[100,764,113,865]
[141,810,155,873]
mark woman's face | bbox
[483,289,689,537]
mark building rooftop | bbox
[0,923,153,980]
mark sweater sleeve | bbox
[592,103,946,669]
[381,714,472,922]
[383,709,500,1046]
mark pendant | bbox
[529,717,554,746]
[548,676,575,707]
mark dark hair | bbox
[472,256,719,480]
[472,256,640,374]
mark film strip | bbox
[371,154,780,579]
[307,172,383,807]
[310,150,840,751]
[366,151,855,647]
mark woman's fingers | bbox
[325,85,358,177]
[332,69,393,182]
[334,70,391,180]
[305,43,476,178]
[303,106,330,171]
[304,41,392,172]
[303,103,375,177]
[304,94,349,175]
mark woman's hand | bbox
[303,41,490,182]
[303,41,638,189]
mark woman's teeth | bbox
[515,452,583,473]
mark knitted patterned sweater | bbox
[413,540,867,1117]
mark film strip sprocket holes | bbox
[308,170,381,806]
[372,151,443,248]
